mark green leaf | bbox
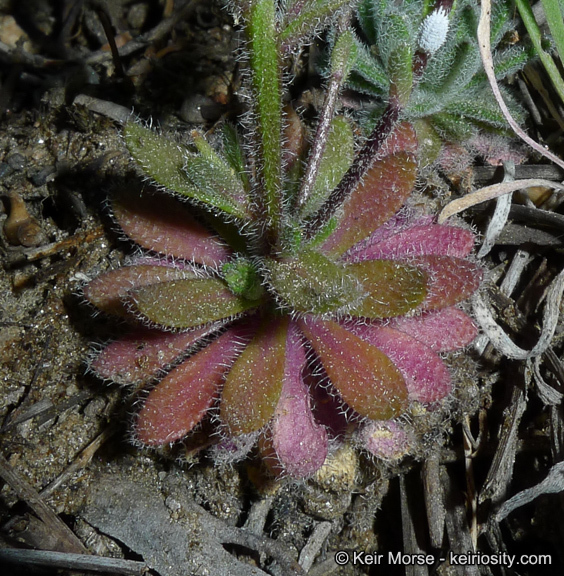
[541,0,564,66]
[516,0,564,104]
[330,30,357,82]
[345,260,427,319]
[266,250,363,314]
[380,14,414,106]
[132,278,258,329]
[84,265,193,317]
[124,122,250,219]
[348,37,389,94]
[221,317,289,435]
[125,121,195,194]
[247,0,283,235]
[221,124,250,191]
[222,257,265,300]
[279,0,352,52]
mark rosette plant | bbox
[84,0,482,477]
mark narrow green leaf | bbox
[124,121,195,196]
[516,0,564,104]
[331,30,357,82]
[378,13,414,106]
[247,0,283,235]
[279,0,351,51]
[124,122,249,219]
[183,156,249,218]
[299,116,354,219]
[349,37,389,93]
[221,124,250,191]
[541,0,564,65]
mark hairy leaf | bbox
[345,260,427,318]
[84,264,193,317]
[91,325,218,386]
[267,321,328,477]
[124,122,249,219]
[113,192,232,266]
[132,278,259,329]
[266,250,363,314]
[221,317,288,435]
[247,0,283,233]
[299,116,355,219]
[135,327,251,445]
[343,322,451,403]
[279,0,352,52]
[320,147,418,256]
[299,317,408,420]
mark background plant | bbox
[346,0,534,163]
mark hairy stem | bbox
[304,99,400,240]
[296,12,352,214]
[247,0,283,244]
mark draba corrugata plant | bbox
[83,0,482,478]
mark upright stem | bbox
[296,11,352,214]
[247,0,283,245]
[303,99,400,240]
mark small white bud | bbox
[418,7,450,55]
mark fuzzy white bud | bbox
[418,7,450,55]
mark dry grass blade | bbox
[479,373,527,505]
[496,461,564,521]
[477,0,564,171]
[0,549,147,575]
[472,268,564,360]
[438,179,564,223]
[0,453,88,554]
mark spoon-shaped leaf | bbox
[135,326,252,445]
[345,260,427,319]
[124,121,250,219]
[113,191,233,266]
[131,278,259,329]
[298,317,408,420]
[266,250,363,314]
[221,317,289,435]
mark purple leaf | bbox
[342,322,451,403]
[389,307,478,352]
[298,317,408,420]
[319,125,418,257]
[345,223,475,261]
[263,321,328,478]
[113,192,232,266]
[135,326,252,446]
[414,255,483,311]
[90,325,219,386]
